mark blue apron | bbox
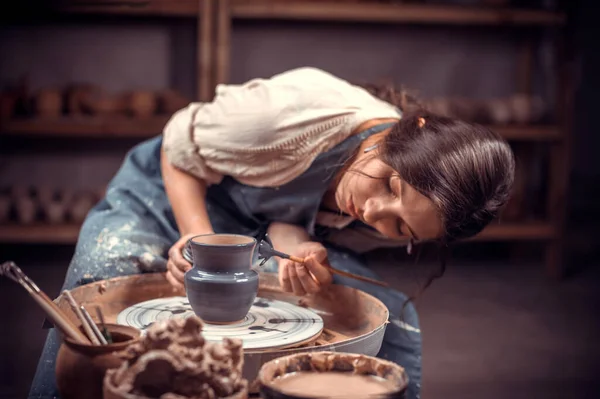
[28,124,422,399]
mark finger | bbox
[304,254,333,285]
[287,264,307,296]
[167,259,186,283]
[166,270,184,290]
[279,261,293,293]
[170,247,192,273]
[294,263,320,294]
[310,246,328,264]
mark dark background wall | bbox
[1,0,599,398]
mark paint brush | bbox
[95,306,113,344]
[80,305,108,345]
[63,290,100,345]
[1,261,90,344]
[257,240,389,288]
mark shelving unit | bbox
[0,224,82,244]
[0,0,218,247]
[0,116,171,138]
[57,0,200,18]
[24,0,216,102]
[0,118,561,141]
[230,1,565,25]
[0,0,573,278]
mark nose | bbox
[362,197,393,224]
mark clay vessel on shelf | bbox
[69,192,96,223]
[0,194,10,223]
[0,92,17,119]
[128,90,156,118]
[15,197,37,224]
[65,83,97,115]
[55,323,141,399]
[35,88,63,118]
[185,233,259,324]
[158,89,190,114]
[44,200,67,224]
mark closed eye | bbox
[388,176,400,199]
[396,219,404,237]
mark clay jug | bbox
[55,323,141,399]
[185,233,259,324]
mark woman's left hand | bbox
[165,233,198,290]
[278,241,333,296]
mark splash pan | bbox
[54,272,389,388]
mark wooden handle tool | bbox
[257,240,389,288]
[1,261,90,344]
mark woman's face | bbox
[334,155,444,242]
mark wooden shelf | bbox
[232,2,566,26]
[470,222,556,241]
[0,118,560,141]
[489,125,562,141]
[9,1,566,25]
[0,116,170,138]
[0,222,555,244]
[57,0,200,18]
[0,224,81,244]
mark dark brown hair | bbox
[380,111,515,243]
[357,83,515,309]
[358,81,516,243]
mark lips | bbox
[347,196,360,220]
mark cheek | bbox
[419,207,444,239]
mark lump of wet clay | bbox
[105,316,246,399]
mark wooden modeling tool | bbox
[257,240,389,288]
[95,306,113,344]
[1,261,90,344]
[63,290,101,345]
[80,305,108,345]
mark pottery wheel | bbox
[116,296,324,350]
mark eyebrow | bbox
[399,179,420,241]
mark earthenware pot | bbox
[55,323,141,399]
[185,233,259,324]
[258,351,409,399]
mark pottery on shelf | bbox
[55,323,141,399]
[158,89,190,114]
[184,233,259,324]
[15,196,37,224]
[128,90,156,118]
[0,194,10,223]
[35,88,63,118]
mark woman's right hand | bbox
[278,241,333,296]
[166,233,200,290]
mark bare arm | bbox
[267,222,311,254]
[160,147,214,236]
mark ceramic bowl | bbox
[258,351,408,399]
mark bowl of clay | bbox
[258,351,408,398]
